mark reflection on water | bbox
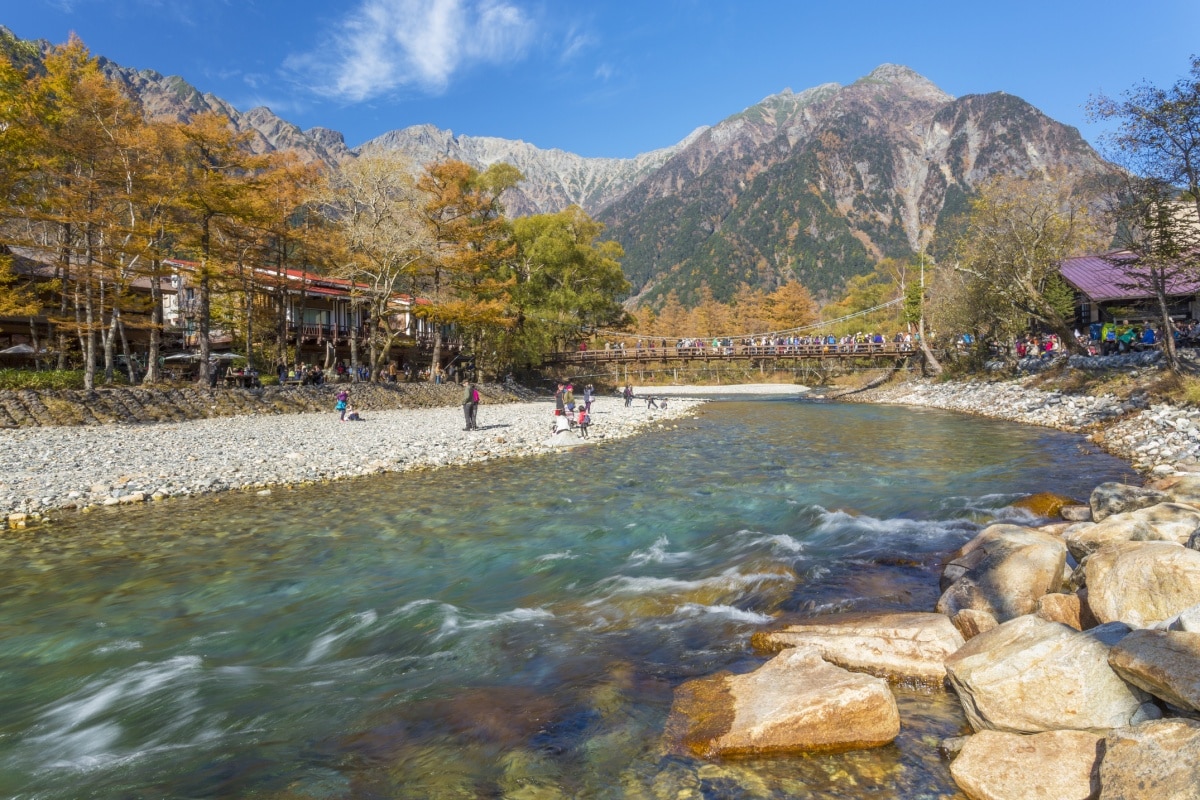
[0,401,1132,798]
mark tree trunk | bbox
[103,308,118,384]
[117,313,135,383]
[429,326,442,383]
[917,316,942,376]
[1159,293,1180,372]
[197,268,212,385]
[144,262,162,384]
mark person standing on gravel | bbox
[462,380,479,431]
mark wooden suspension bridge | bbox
[542,341,938,384]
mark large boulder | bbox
[1108,629,1200,713]
[1090,483,1169,522]
[944,615,1154,733]
[751,611,964,686]
[949,729,1103,800]
[1099,719,1200,800]
[662,647,899,758]
[1083,541,1200,628]
[1065,503,1200,560]
[936,525,1067,623]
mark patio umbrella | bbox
[0,344,36,355]
[162,352,200,362]
[210,353,247,361]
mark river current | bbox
[0,400,1133,799]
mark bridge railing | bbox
[548,342,919,363]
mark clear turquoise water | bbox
[0,400,1132,799]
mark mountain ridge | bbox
[1,27,1116,306]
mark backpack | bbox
[471,389,480,403]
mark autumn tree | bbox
[418,160,519,380]
[173,112,268,385]
[762,281,819,332]
[508,204,628,365]
[323,150,430,378]
[947,173,1106,353]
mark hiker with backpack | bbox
[462,380,480,431]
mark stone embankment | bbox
[0,388,702,526]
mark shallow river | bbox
[0,400,1133,799]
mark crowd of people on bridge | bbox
[593,332,920,355]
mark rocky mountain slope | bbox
[359,124,705,218]
[3,27,1117,307]
[594,65,1116,304]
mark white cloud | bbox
[560,26,595,63]
[294,0,535,102]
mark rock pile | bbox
[662,477,1200,799]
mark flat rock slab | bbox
[751,611,964,686]
[1084,541,1200,628]
[950,729,1103,800]
[944,615,1153,733]
[663,647,899,758]
[1108,628,1200,713]
[1100,719,1200,800]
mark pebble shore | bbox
[1,395,702,525]
[856,376,1200,475]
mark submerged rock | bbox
[751,611,964,686]
[949,729,1103,800]
[1012,492,1081,519]
[944,615,1154,733]
[663,647,900,758]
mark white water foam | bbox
[670,603,774,624]
[627,536,693,567]
[736,529,806,554]
[812,507,979,544]
[23,656,204,772]
[303,610,379,664]
[434,607,554,640]
[535,551,579,562]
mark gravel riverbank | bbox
[1,394,702,526]
[854,376,1200,475]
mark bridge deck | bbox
[548,343,918,364]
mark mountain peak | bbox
[857,64,954,101]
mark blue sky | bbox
[5,0,1199,158]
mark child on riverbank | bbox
[335,390,349,421]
